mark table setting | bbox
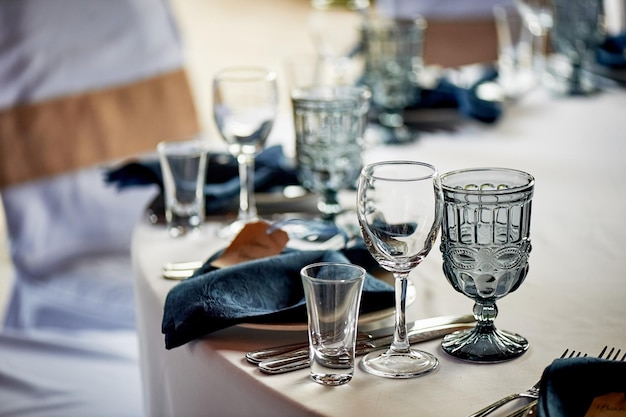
[124,1,626,416]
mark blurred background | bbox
[0,0,511,321]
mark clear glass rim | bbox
[361,160,438,182]
[300,262,366,283]
[291,85,371,104]
[441,167,535,195]
[213,66,277,82]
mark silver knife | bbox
[245,313,475,364]
[258,322,474,375]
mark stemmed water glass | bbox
[213,67,278,236]
[356,161,443,378]
[439,168,534,362]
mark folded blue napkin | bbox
[161,246,394,349]
[412,67,503,124]
[597,34,626,68]
[537,357,626,417]
[105,145,299,214]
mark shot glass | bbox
[157,138,208,237]
[301,262,365,386]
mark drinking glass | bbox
[439,168,534,362]
[361,16,427,144]
[356,161,443,378]
[292,85,371,221]
[514,0,554,78]
[213,67,278,236]
[301,262,365,386]
[550,0,604,95]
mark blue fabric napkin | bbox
[105,145,299,214]
[597,34,626,68]
[537,357,626,417]
[161,246,395,349]
[411,67,503,124]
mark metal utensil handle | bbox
[259,324,472,375]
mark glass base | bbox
[360,347,439,379]
[441,326,529,363]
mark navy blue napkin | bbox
[105,145,299,213]
[412,68,503,124]
[537,357,626,417]
[597,33,626,68]
[162,247,395,349]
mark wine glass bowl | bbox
[213,67,278,236]
[356,161,443,378]
[439,168,534,363]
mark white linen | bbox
[133,86,626,416]
[1,168,158,330]
[0,328,143,417]
[375,0,515,19]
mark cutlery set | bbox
[246,314,476,374]
[471,346,626,417]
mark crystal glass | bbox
[550,0,604,95]
[361,16,427,144]
[280,85,371,249]
[440,168,534,362]
[356,161,443,378]
[213,67,278,236]
[292,85,371,221]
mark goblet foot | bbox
[441,325,528,363]
[360,347,438,379]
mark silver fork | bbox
[504,346,626,417]
[469,349,583,417]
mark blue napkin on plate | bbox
[537,357,626,417]
[105,145,299,214]
[162,246,394,349]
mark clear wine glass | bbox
[514,0,554,76]
[439,168,534,362]
[356,161,443,378]
[213,67,278,236]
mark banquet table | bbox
[132,85,626,417]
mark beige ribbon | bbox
[0,68,200,188]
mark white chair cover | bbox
[0,0,187,415]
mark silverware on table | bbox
[257,321,476,375]
[470,349,582,417]
[479,346,626,417]
[246,313,476,365]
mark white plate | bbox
[238,276,415,332]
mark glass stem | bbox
[237,153,257,222]
[391,272,411,353]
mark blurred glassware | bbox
[213,67,278,237]
[361,15,427,144]
[549,0,605,95]
[514,0,554,78]
[284,85,370,248]
[308,0,369,87]
[493,5,537,98]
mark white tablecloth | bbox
[132,87,626,417]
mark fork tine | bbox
[598,346,608,358]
